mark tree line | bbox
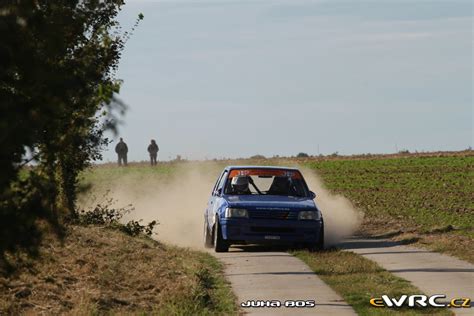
[0,1,141,268]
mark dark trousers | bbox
[118,154,127,166]
[150,154,157,165]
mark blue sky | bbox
[102,0,472,162]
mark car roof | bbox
[225,165,300,171]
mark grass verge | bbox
[293,249,452,316]
[0,225,237,315]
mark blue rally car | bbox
[204,166,324,252]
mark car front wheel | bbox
[305,221,325,252]
[317,220,325,250]
[213,220,229,253]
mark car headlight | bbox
[298,210,320,220]
[225,208,248,218]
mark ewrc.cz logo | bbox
[370,295,471,308]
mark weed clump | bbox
[72,191,158,237]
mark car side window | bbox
[212,172,224,194]
[212,170,228,195]
[216,171,228,193]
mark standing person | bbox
[115,138,128,166]
[147,139,159,166]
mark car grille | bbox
[248,209,298,220]
[250,226,295,233]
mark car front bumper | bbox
[220,218,323,244]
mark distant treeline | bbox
[0,1,142,269]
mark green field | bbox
[305,156,473,231]
[80,162,179,188]
[303,154,473,262]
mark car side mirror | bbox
[309,191,316,199]
[214,188,222,196]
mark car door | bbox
[206,170,226,228]
[208,170,228,227]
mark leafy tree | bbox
[296,152,309,158]
[0,1,142,269]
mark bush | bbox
[121,220,157,237]
[72,192,158,237]
[296,152,309,158]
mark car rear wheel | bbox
[203,219,213,248]
[213,220,229,253]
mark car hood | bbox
[224,194,316,210]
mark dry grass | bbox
[0,225,237,315]
[398,231,473,263]
[359,219,474,263]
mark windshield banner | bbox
[228,169,303,179]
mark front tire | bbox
[315,221,325,250]
[305,221,325,252]
[204,218,213,248]
[213,220,229,253]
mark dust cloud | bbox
[81,164,362,249]
[80,164,219,249]
[300,168,364,246]
[122,166,218,248]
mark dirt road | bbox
[214,246,356,315]
[341,238,474,315]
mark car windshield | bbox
[224,169,309,197]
